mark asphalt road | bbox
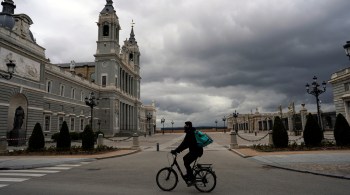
[0,148,349,195]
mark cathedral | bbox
[0,0,156,140]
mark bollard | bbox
[0,136,7,153]
[156,143,159,151]
[268,130,273,146]
[97,134,104,147]
[229,130,238,149]
[132,133,140,149]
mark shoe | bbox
[186,179,195,187]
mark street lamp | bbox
[215,120,218,131]
[343,41,350,60]
[161,117,165,134]
[222,116,226,133]
[171,120,174,133]
[233,110,239,133]
[305,76,326,136]
[0,60,16,80]
[146,113,152,136]
[85,92,98,131]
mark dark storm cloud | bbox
[16,0,350,126]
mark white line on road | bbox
[35,167,72,170]
[0,173,46,177]
[0,178,29,182]
[0,170,59,173]
[0,184,8,188]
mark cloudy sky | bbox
[15,0,350,127]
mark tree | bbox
[28,123,45,151]
[272,116,289,148]
[334,113,350,146]
[82,125,95,151]
[56,121,71,150]
[303,113,322,147]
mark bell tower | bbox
[96,0,120,55]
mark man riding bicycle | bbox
[171,121,203,185]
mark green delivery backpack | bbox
[194,130,213,147]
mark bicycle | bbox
[156,153,216,192]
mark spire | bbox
[1,0,16,14]
[128,20,137,44]
[100,0,115,14]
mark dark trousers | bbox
[183,152,199,178]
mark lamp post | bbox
[222,116,226,133]
[233,110,239,133]
[85,92,98,131]
[146,113,152,136]
[161,117,165,134]
[215,120,218,131]
[171,120,174,133]
[305,76,326,137]
[0,60,16,80]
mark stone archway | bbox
[7,93,28,146]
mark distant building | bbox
[329,67,350,122]
[0,0,155,140]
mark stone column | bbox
[288,112,294,135]
[0,136,7,153]
[230,130,238,149]
[300,104,308,131]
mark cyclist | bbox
[171,121,203,185]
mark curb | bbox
[266,164,350,180]
[229,149,252,158]
[94,149,141,160]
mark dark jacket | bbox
[175,127,203,157]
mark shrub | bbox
[28,123,45,151]
[334,113,350,146]
[82,125,95,151]
[70,132,81,141]
[51,132,60,142]
[303,113,323,147]
[57,121,71,150]
[272,116,289,148]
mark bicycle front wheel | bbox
[156,167,178,191]
[194,169,216,192]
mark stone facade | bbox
[227,105,335,134]
[0,0,155,140]
[329,67,350,122]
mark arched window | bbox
[129,53,134,62]
[46,80,52,93]
[103,25,109,36]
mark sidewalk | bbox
[232,148,350,179]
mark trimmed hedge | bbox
[56,121,71,150]
[28,123,45,151]
[303,113,322,147]
[334,113,350,146]
[82,125,95,151]
[272,116,289,148]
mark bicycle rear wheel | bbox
[156,167,178,191]
[194,169,216,192]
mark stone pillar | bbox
[288,112,294,135]
[268,130,273,146]
[230,130,238,149]
[0,136,7,153]
[132,133,139,149]
[300,104,308,131]
[97,134,104,147]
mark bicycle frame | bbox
[170,154,203,181]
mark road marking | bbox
[0,173,45,177]
[35,167,72,170]
[0,178,29,182]
[0,170,59,173]
[0,184,8,188]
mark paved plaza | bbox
[0,131,349,180]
